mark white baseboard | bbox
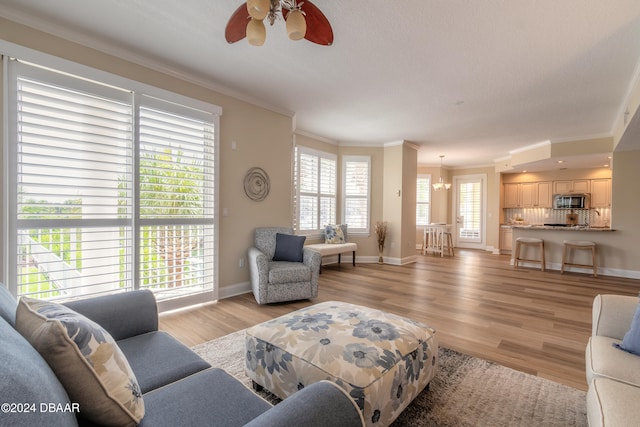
[218,281,251,299]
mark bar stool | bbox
[443,232,454,256]
[561,240,597,277]
[514,237,545,271]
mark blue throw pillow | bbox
[273,233,306,262]
[614,302,640,355]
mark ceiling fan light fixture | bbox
[247,0,270,20]
[226,0,333,46]
[246,18,267,46]
[286,9,307,40]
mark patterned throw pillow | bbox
[15,297,144,427]
[324,224,347,244]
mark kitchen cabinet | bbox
[504,182,552,208]
[591,179,611,208]
[534,181,552,208]
[500,226,513,253]
[504,183,521,208]
[520,183,537,207]
[554,179,590,194]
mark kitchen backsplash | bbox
[504,207,611,227]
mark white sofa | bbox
[586,294,640,426]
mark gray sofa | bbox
[0,284,364,426]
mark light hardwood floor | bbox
[159,249,640,391]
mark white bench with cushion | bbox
[306,224,357,272]
[305,242,357,272]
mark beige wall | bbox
[401,144,418,259]
[609,149,640,272]
[378,142,418,263]
[382,145,403,260]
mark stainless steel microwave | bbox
[553,194,590,209]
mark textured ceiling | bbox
[1,0,640,169]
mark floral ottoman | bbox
[245,301,438,426]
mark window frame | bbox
[293,145,338,237]
[342,155,371,236]
[2,46,221,311]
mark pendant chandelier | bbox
[226,0,334,46]
[433,155,451,191]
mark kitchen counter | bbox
[510,225,617,275]
[511,225,615,232]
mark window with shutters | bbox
[293,146,337,234]
[416,175,431,226]
[6,58,219,308]
[342,156,371,234]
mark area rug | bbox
[192,330,587,426]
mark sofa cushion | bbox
[273,233,306,262]
[586,335,640,387]
[268,261,312,284]
[587,377,640,427]
[15,297,144,427]
[0,283,17,326]
[0,316,78,427]
[117,331,211,393]
[139,368,271,427]
[324,224,347,244]
[613,300,640,355]
[64,289,158,341]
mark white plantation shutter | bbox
[295,146,337,233]
[416,175,431,226]
[319,157,337,228]
[7,59,219,307]
[343,156,370,233]
[137,96,216,301]
[12,63,134,300]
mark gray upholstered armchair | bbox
[247,227,321,304]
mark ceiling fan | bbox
[225,0,333,46]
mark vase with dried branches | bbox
[375,221,387,264]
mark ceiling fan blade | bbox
[283,0,334,46]
[225,3,249,43]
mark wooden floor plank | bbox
[159,249,640,391]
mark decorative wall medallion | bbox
[244,167,270,201]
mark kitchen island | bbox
[511,225,616,275]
